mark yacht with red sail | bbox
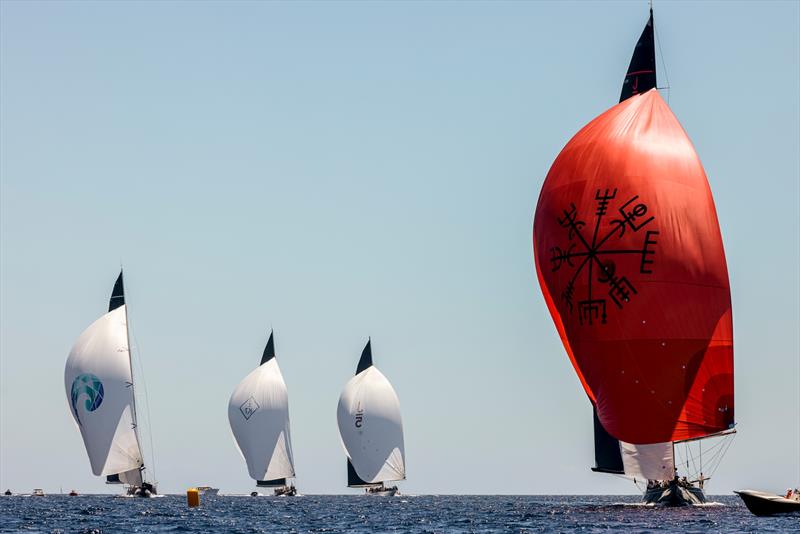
[533,6,735,506]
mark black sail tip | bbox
[619,8,657,102]
[355,339,373,375]
[108,270,125,312]
[260,331,275,365]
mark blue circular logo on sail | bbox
[70,373,104,425]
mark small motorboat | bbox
[31,489,45,497]
[68,490,79,496]
[196,486,219,496]
[735,489,800,516]
[3,489,12,496]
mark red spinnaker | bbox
[534,89,733,444]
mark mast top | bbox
[356,339,373,375]
[260,331,276,365]
[108,270,125,312]
[619,6,657,102]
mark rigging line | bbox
[707,434,736,478]
[129,316,157,485]
[653,18,671,105]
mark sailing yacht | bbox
[337,340,405,496]
[533,7,735,506]
[64,271,156,497]
[228,332,297,496]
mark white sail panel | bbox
[228,359,295,481]
[118,466,143,487]
[620,441,675,480]
[337,367,405,483]
[64,305,143,476]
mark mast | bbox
[592,5,659,477]
[115,270,147,484]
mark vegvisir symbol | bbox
[550,188,659,325]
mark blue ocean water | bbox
[1,494,796,533]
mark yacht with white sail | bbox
[64,270,157,497]
[228,332,297,496]
[337,340,405,496]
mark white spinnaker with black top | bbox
[337,340,405,486]
[228,332,295,485]
[64,271,145,486]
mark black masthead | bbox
[355,339,373,375]
[620,8,656,102]
[260,331,276,365]
[108,271,125,312]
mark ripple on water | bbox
[1,494,797,533]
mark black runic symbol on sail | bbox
[551,189,658,325]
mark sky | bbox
[1,0,798,495]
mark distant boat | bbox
[2,490,11,496]
[196,486,219,496]
[533,7,735,506]
[31,489,45,497]
[735,489,800,516]
[68,490,79,497]
[229,331,297,497]
[337,339,405,496]
[64,270,157,498]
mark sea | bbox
[1,494,796,533]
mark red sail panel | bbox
[533,89,733,444]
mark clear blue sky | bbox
[1,0,798,495]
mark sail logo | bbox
[354,406,364,428]
[70,373,105,425]
[240,396,260,421]
[549,188,659,326]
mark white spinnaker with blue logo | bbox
[337,367,405,484]
[64,305,144,481]
[228,358,295,482]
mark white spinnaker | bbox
[620,441,675,480]
[337,367,405,484]
[228,359,295,481]
[64,305,144,477]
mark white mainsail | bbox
[620,441,675,481]
[228,333,295,483]
[64,273,144,480]
[337,340,405,485]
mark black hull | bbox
[643,480,706,506]
[274,486,297,497]
[127,483,157,498]
[735,490,800,516]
